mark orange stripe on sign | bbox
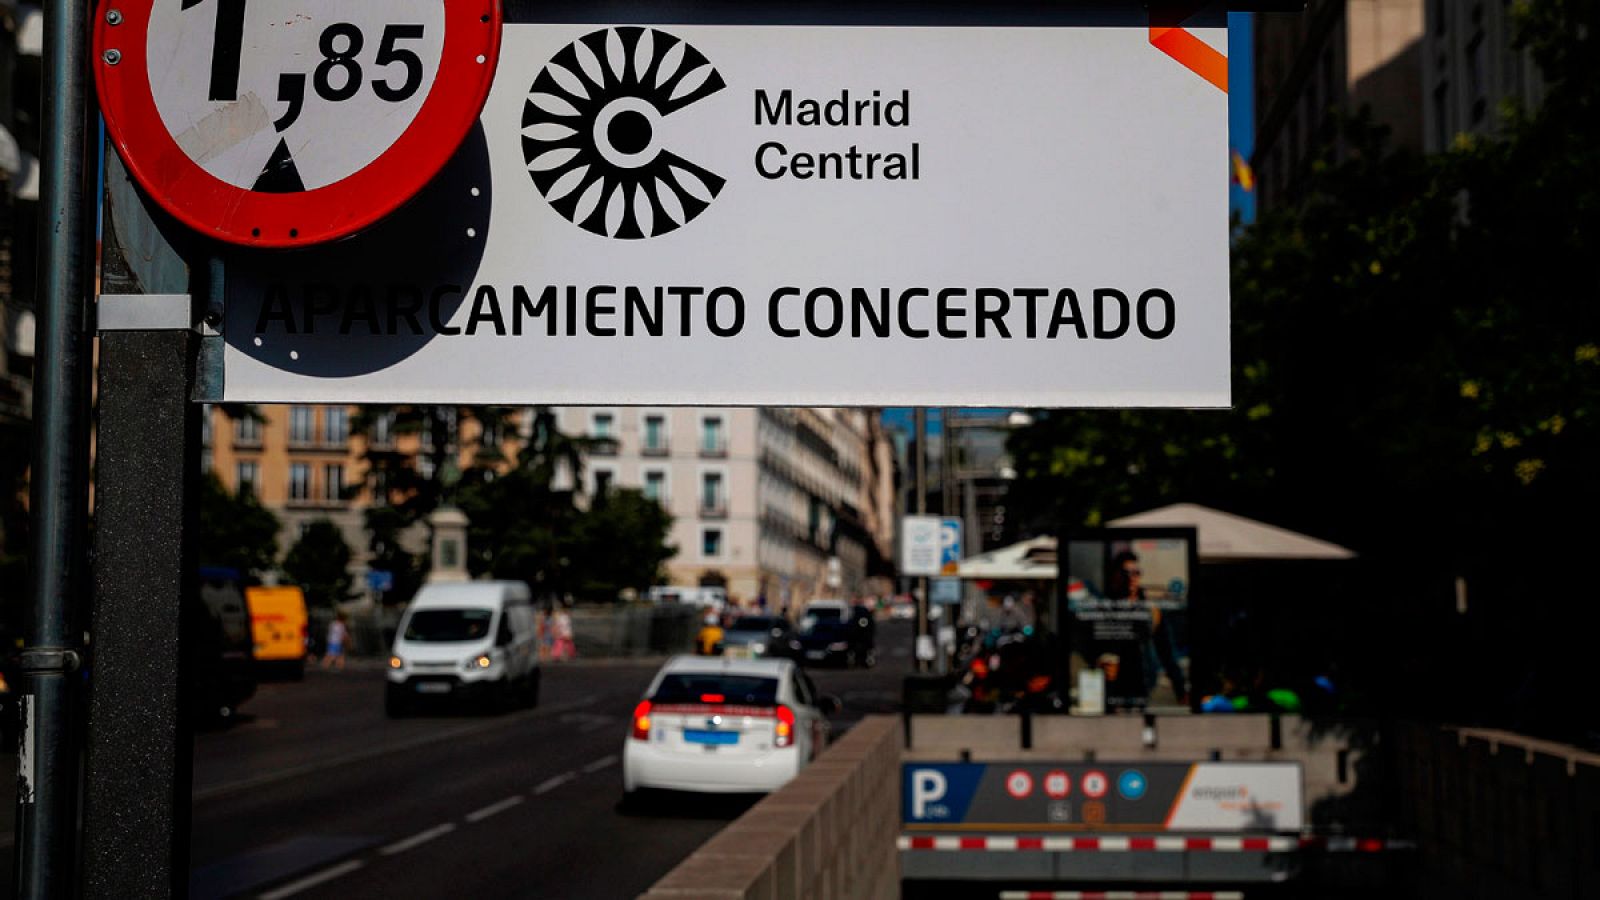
[1149,25,1228,93]
[1164,763,1200,829]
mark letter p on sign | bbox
[911,769,948,819]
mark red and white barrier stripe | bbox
[998,892,1244,900]
[1297,836,1415,853]
[898,835,1297,852]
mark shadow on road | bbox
[617,789,762,821]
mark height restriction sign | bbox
[94,0,501,247]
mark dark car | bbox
[717,615,801,660]
[795,606,877,667]
[191,568,259,724]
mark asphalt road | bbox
[1,622,912,899]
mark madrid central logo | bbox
[522,27,727,240]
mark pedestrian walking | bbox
[552,607,576,662]
[322,613,350,671]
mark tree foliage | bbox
[282,519,356,609]
[458,410,674,604]
[196,472,281,576]
[1007,2,1600,742]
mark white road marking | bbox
[582,754,619,774]
[464,795,525,823]
[378,822,457,856]
[258,859,364,900]
[534,771,579,795]
[196,695,601,802]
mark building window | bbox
[289,463,312,501]
[700,416,724,455]
[643,414,667,453]
[701,471,725,516]
[702,528,723,559]
[643,469,667,503]
[289,406,315,445]
[236,461,259,497]
[325,407,348,445]
[372,412,394,447]
[234,415,261,445]
[1433,82,1452,149]
[323,464,345,502]
[1467,35,1487,122]
[593,467,614,496]
[592,412,614,439]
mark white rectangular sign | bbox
[220,18,1229,407]
[901,515,943,577]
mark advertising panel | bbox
[903,761,1304,833]
[1060,528,1198,712]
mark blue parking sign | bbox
[938,518,963,574]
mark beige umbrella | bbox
[954,535,1059,579]
[1108,502,1355,562]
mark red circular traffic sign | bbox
[94,0,501,247]
[1082,770,1109,799]
[1004,770,1034,799]
[1043,770,1072,799]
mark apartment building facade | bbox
[1421,0,1544,153]
[1253,0,1425,210]
[553,406,895,609]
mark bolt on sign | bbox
[95,2,1231,408]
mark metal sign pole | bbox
[12,0,95,895]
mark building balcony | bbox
[699,442,728,458]
[641,442,670,457]
[699,502,728,520]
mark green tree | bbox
[282,519,355,610]
[196,472,281,575]
[351,405,527,603]
[1007,1,1600,741]
[566,488,676,604]
[456,409,590,599]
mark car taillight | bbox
[631,700,652,741]
[700,693,725,704]
[970,658,988,677]
[775,704,795,748]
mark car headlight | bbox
[464,654,493,671]
[388,655,404,670]
[750,642,767,655]
[828,642,849,651]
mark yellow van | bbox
[246,585,309,679]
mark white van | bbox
[386,581,540,716]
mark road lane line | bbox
[465,795,525,823]
[582,753,620,774]
[378,822,457,856]
[258,859,364,900]
[534,771,579,795]
[195,695,602,802]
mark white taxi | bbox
[623,656,838,797]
